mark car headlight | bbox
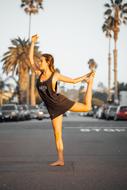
[39,111,43,115]
[11,111,16,116]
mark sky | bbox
[0,0,127,90]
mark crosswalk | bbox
[65,126,126,133]
[80,128,126,133]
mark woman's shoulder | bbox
[52,70,60,81]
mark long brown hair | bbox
[42,53,56,73]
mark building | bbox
[119,91,127,105]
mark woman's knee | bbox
[54,130,62,141]
[70,102,92,112]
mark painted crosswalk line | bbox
[80,128,126,132]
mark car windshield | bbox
[120,106,127,111]
[22,105,28,110]
[17,105,23,110]
[2,105,15,110]
[110,107,117,111]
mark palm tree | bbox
[103,0,127,104]
[20,0,43,39]
[1,37,41,104]
[0,76,15,106]
[102,18,112,102]
[20,0,43,106]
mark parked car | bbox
[114,105,127,120]
[0,108,2,122]
[79,112,87,116]
[105,105,118,120]
[22,104,30,120]
[36,108,44,120]
[63,111,70,117]
[1,104,20,121]
[94,106,105,119]
[39,105,50,119]
[17,105,26,120]
[29,105,44,119]
[87,110,94,117]
[29,105,41,119]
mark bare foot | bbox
[84,77,90,84]
[49,160,64,166]
[86,72,95,84]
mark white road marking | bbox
[80,128,126,133]
[65,126,126,132]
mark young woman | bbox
[29,34,95,166]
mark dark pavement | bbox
[0,114,127,190]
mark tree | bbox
[20,0,43,39]
[1,37,41,104]
[102,0,127,104]
[102,17,112,102]
[0,76,14,105]
[20,0,43,105]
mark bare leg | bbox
[49,114,64,166]
[69,72,95,112]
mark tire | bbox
[106,116,109,120]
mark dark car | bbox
[0,108,2,122]
[1,104,20,121]
[114,105,127,120]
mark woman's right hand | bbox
[31,34,39,43]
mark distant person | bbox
[29,34,95,166]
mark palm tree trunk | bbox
[113,40,118,104]
[28,13,36,106]
[26,71,30,105]
[28,13,31,39]
[18,66,28,104]
[27,13,32,106]
[30,71,36,106]
[107,38,112,102]
[0,91,3,106]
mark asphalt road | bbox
[0,114,127,190]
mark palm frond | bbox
[104,9,112,15]
[122,3,127,9]
[123,19,127,24]
[123,16,127,20]
[115,0,123,5]
[2,36,41,77]
[104,3,111,8]
[110,0,114,5]
[123,9,127,13]
[20,0,44,14]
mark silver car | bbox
[1,104,20,121]
[105,105,118,120]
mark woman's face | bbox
[38,56,49,71]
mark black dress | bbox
[36,71,75,120]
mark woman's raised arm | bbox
[29,35,39,74]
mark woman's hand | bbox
[31,34,39,43]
